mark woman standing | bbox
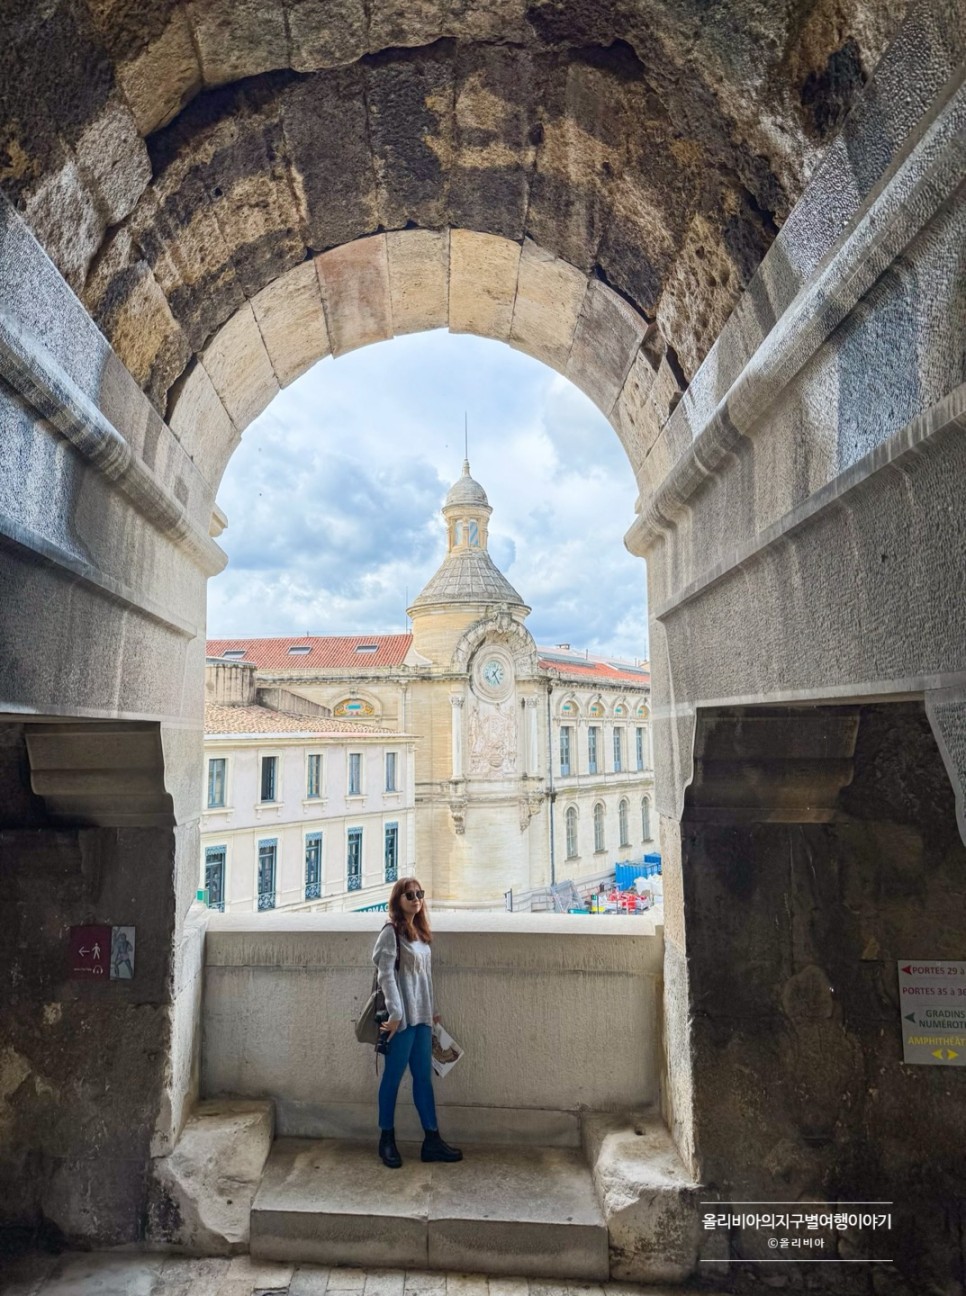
[373,877,463,1169]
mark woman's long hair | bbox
[388,877,432,944]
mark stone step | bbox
[250,1137,610,1279]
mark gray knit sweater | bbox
[373,923,435,1030]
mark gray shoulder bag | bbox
[355,922,400,1044]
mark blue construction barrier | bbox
[615,856,662,889]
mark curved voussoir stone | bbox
[316,235,393,357]
[448,229,521,341]
[510,237,589,375]
[566,278,650,418]
[251,259,332,388]
[386,228,450,336]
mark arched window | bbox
[619,798,629,847]
[642,795,652,842]
[593,801,605,853]
[565,806,578,859]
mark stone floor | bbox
[1,1255,709,1296]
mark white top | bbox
[373,924,435,1030]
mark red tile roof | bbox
[207,635,413,670]
[204,703,406,738]
[537,648,650,686]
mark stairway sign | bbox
[898,960,966,1065]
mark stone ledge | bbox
[251,1138,608,1279]
[582,1112,701,1284]
[147,1099,275,1255]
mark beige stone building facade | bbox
[209,465,654,908]
[200,659,416,914]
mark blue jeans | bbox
[378,1023,437,1132]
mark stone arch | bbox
[558,692,581,718]
[166,229,658,493]
[1,1,908,506]
[451,611,539,676]
[2,4,965,1282]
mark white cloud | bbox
[207,331,649,659]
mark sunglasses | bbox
[402,889,425,902]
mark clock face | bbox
[483,659,505,687]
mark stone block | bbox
[448,45,538,239]
[366,47,454,231]
[510,240,588,374]
[168,360,239,491]
[367,0,446,50]
[74,96,151,228]
[251,1137,607,1278]
[23,158,103,293]
[448,231,520,341]
[187,0,289,88]
[317,236,393,357]
[200,303,280,432]
[614,348,660,477]
[655,212,746,386]
[387,230,450,335]
[566,280,649,417]
[288,0,367,71]
[148,1098,275,1254]
[251,1139,430,1269]
[113,8,203,135]
[426,1144,607,1279]
[582,1111,699,1284]
[282,68,377,253]
[84,232,190,403]
[252,260,332,387]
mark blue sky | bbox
[207,330,649,660]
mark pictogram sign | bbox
[69,925,112,979]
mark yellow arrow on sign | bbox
[932,1048,959,1060]
[948,1049,959,1060]
[932,1049,944,1059]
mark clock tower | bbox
[407,461,544,904]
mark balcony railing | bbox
[257,890,276,911]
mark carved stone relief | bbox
[469,702,517,776]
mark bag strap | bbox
[371,921,401,992]
[384,919,400,970]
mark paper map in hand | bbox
[431,1022,463,1077]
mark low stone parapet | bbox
[202,912,664,1141]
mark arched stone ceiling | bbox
[2,0,907,428]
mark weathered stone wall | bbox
[630,1,966,823]
[1,0,907,425]
[0,191,212,1251]
[680,704,966,1293]
[0,724,180,1249]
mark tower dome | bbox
[409,460,528,616]
[444,460,490,510]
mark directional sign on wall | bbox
[898,961,966,1065]
[69,925,136,981]
[69,925,112,979]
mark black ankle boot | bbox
[421,1129,463,1162]
[378,1128,402,1168]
